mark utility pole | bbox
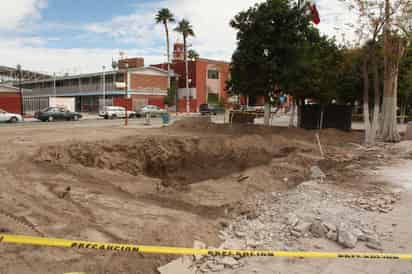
[53,72,57,99]
[125,63,129,127]
[17,64,23,116]
[102,66,106,112]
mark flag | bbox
[308,2,321,25]
[299,0,321,25]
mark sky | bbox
[0,0,357,75]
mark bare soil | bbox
[0,118,366,274]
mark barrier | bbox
[1,234,411,260]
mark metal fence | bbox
[23,97,49,115]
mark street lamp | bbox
[16,64,24,116]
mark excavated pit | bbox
[36,135,283,187]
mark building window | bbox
[208,70,219,79]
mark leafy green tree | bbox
[228,0,312,125]
[336,48,363,104]
[399,44,412,122]
[155,8,175,90]
[287,28,342,104]
[188,49,200,61]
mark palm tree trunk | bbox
[184,36,190,113]
[165,23,171,90]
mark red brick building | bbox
[0,85,22,114]
[154,43,230,112]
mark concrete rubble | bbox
[157,257,196,274]
[156,173,404,273]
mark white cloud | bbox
[84,0,266,62]
[0,41,164,75]
[316,0,359,45]
[0,0,47,31]
[0,0,358,74]
[85,0,358,61]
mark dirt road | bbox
[2,117,407,274]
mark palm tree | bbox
[188,49,200,61]
[174,19,195,112]
[155,8,175,89]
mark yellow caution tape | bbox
[1,234,412,260]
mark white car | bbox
[0,108,23,123]
[137,105,167,117]
[99,106,136,119]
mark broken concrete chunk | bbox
[218,257,240,268]
[234,231,247,238]
[246,239,262,248]
[294,222,312,234]
[338,230,357,248]
[352,228,364,238]
[337,223,358,249]
[366,238,383,251]
[158,257,195,274]
[322,222,337,232]
[193,240,207,261]
[326,230,338,241]
[285,213,299,227]
[310,221,326,238]
[207,263,225,272]
[337,223,358,248]
[290,230,302,238]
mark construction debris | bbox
[337,223,358,248]
[157,257,195,274]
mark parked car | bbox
[0,108,23,123]
[35,107,82,122]
[199,104,225,115]
[99,106,136,119]
[137,105,167,117]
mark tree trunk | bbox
[371,53,381,142]
[362,56,372,144]
[381,75,400,142]
[264,101,271,126]
[165,23,171,90]
[289,98,296,127]
[380,0,401,142]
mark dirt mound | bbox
[36,135,279,187]
[171,116,214,130]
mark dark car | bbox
[199,104,225,115]
[35,107,82,122]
